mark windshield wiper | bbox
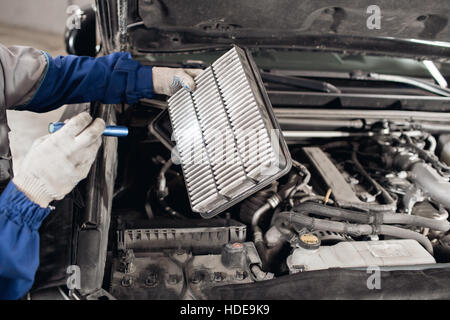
[361,73,450,97]
[260,72,341,93]
[269,70,450,97]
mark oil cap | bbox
[221,242,246,268]
[298,233,321,250]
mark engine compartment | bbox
[103,100,450,299]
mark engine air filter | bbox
[167,46,291,218]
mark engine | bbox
[106,111,450,300]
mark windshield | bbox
[136,48,450,79]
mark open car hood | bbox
[97,0,450,61]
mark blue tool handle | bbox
[48,122,129,137]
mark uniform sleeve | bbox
[0,181,51,300]
[19,51,155,113]
[0,44,48,109]
[0,43,155,112]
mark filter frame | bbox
[165,45,292,218]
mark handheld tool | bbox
[49,122,129,137]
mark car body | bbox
[32,0,450,300]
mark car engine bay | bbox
[15,0,450,301]
[105,93,450,299]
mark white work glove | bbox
[13,112,106,208]
[152,67,203,96]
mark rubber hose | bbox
[273,211,433,254]
[410,162,450,210]
[292,202,450,232]
[251,173,299,229]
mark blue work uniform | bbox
[0,46,154,299]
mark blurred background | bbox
[0,0,94,171]
[0,0,93,55]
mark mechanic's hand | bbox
[13,112,105,208]
[152,67,203,96]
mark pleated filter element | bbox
[168,46,291,218]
